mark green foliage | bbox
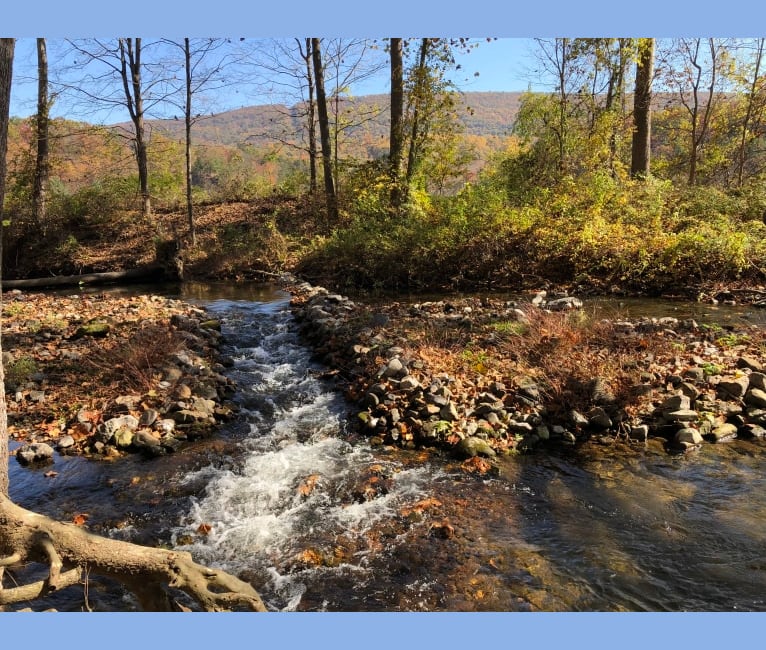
[4,356,38,389]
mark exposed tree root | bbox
[0,494,266,611]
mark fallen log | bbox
[2,266,168,290]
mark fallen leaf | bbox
[73,513,89,526]
[197,523,212,535]
[298,474,320,497]
[44,470,58,478]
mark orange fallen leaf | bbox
[298,474,320,497]
[44,471,58,478]
[197,523,212,535]
[73,513,89,526]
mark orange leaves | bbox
[298,474,321,497]
[461,456,494,475]
[400,497,442,518]
[72,513,89,526]
[197,523,212,536]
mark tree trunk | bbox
[738,39,764,187]
[301,38,318,194]
[0,37,14,499]
[389,37,404,209]
[32,38,49,230]
[630,38,654,179]
[119,38,151,218]
[184,38,195,245]
[405,38,430,187]
[311,38,337,222]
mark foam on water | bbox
[172,298,435,610]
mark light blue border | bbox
[2,1,766,36]
[3,1,766,649]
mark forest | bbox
[4,37,766,614]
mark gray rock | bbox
[679,382,700,401]
[569,410,589,427]
[99,415,140,442]
[659,394,690,412]
[675,428,703,445]
[748,373,766,392]
[588,407,612,429]
[56,434,75,450]
[398,376,421,392]
[16,442,55,466]
[536,424,550,441]
[745,388,766,409]
[737,356,764,372]
[717,376,750,400]
[139,409,159,427]
[665,409,699,422]
[439,402,460,421]
[546,296,583,311]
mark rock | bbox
[508,421,534,434]
[546,296,583,311]
[716,376,750,401]
[748,373,766,392]
[56,434,75,450]
[568,410,589,427]
[708,423,738,442]
[741,424,766,438]
[156,419,176,435]
[675,428,703,445]
[175,383,193,399]
[455,436,496,459]
[659,394,690,412]
[99,415,140,442]
[737,356,763,372]
[133,430,165,457]
[536,424,550,441]
[665,409,699,422]
[16,442,55,465]
[745,388,766,409]
[398,375,421,392]
[588,377,615,405]
[682,367,705,383]
[629,425,649,441]
[139,409,159,427]
[678,382,700,401]
[439,402,460,422]
[588,407,612,429]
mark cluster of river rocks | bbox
[10,295,237,467]
[290,281,766,459]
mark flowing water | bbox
[6,284,766,611]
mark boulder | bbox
[16,442,55,466]
[455,436,496,459]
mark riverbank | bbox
[3,289,237,465]
[289,278,766,461]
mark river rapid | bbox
[7,283,766,611]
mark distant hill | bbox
[142,91,523,152]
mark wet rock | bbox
[16,442,55,466]
[99,415,140,442]
[133,430,165,457]
[665,409,699,423]
[113,428,135,448]
[741,424,766,439]
[56,434,75,450]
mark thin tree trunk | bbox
[32,38,49,230]
[405,38,430,187]
[631,38,654,179]
[311,38,337,222]
[738,39,763,187]
[184,38,195,245]
[119,38,151,217]
[0,38,13,498]
[389,37,404,209]
[301,38,317,193]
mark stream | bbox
[7,283,766,611]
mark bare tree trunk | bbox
[119,38,151,217]
[405,38,430,187]
[631,38,654,179]
[301,38,318,193]
[184,38,195,245]
[32,38,49,230]
[738,39,764,187]
[0,38,13,499]
[311,38,337,222]
[389,37,404,209]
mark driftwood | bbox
[2,266,168,290]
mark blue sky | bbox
[8,38,537,122]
